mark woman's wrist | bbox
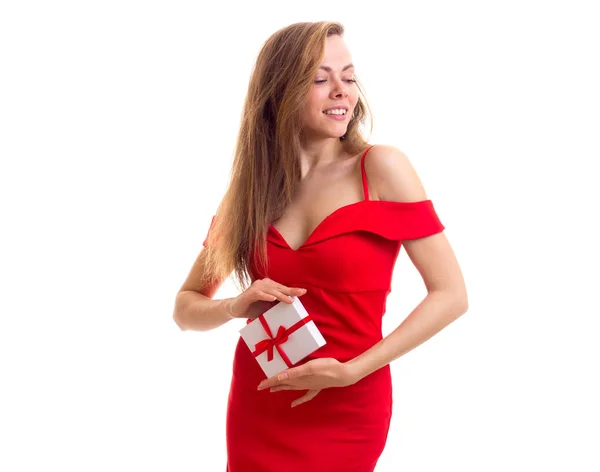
[222,297,236,320]
[344,359,365,385]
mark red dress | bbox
[203,145,445,472]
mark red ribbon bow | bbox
[251,313,313,368]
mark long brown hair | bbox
[200,21,374,292]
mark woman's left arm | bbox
[347,144,468,383]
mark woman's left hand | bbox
[257,358,357,408]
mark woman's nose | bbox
[331,80,349,97]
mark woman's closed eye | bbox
[314,79,356,84]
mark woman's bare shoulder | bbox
[363,144,428,202]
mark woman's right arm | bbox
[172,249,233,332]
[173,245,307,331]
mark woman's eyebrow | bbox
[318,64,354,72]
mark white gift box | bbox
[239,296,327,378]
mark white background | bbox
[1,1,599,470]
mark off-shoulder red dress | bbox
[203,145,445,472]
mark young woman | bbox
[174,21,468,472]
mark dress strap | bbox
[360,145,376,201]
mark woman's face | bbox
[300,35,359,140]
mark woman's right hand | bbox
[227,278,307,319]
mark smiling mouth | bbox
[322,109,348,116]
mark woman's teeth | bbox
[323,109,346,115]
